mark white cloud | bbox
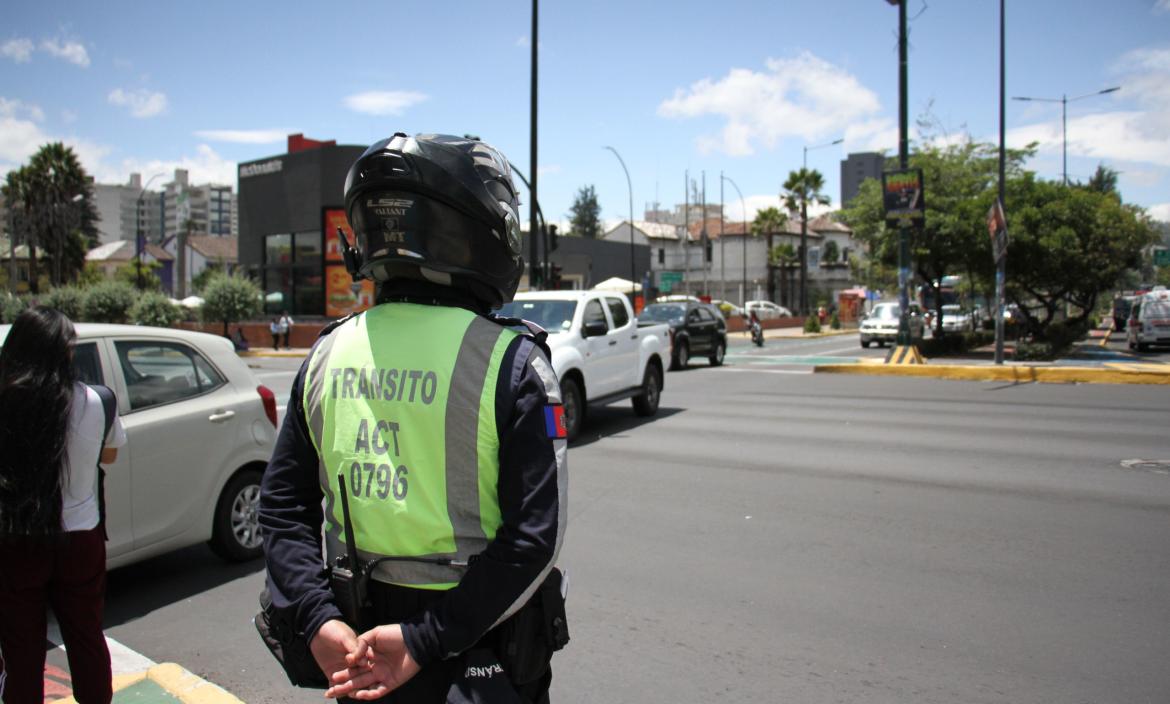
[0,106,110,182]
[658,52,882,156]
[108,88,168,118]
[343,90,428,116]
[1148,203,1170,221]
[107,144,238,188]
[0,97,45,122]
[61,109,77,124]
[2,38,34,63]
[1155,0,1170,13]
[40,38,89,67]
[194,129,290,144]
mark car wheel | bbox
[671,340,689,370]
[632,364,662,417]
[1138,342,1150,352]
[210,468,264,562]
[861,339,871,348]
[708,341,725,366]
[561,377,584,442]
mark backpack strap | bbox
[89,384,117,540]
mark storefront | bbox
[237,135,372,318]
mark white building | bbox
[90,174,165,245]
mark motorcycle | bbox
[749,319,764,347]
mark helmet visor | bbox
[348,190,520,282]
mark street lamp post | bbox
[136,173,165,290]
[803,138,843,170]
[1012,87,1120,185]
[603,146,636,307]
[720,174,747,306]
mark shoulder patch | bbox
[544,404,568,439]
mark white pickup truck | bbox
[497,290,672,441]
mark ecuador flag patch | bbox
[544,404,568,439]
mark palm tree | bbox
[751,207,787,304]
[27,143,99,287]
[772,243,797,311]
[782,168,830,315]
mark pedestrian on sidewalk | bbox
[278,311,294,350]
[269,317,281,350]
[0,307,127,704]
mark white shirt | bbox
[62,382,127,532]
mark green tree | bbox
[1006,173,1157,335]
[40,286,86,321]
[751,207,787,305]
[82,280,136,323]
[821,239,840,265]
[191,263,224,295]
[131,291,183,328]
[567,185,602,239]
[1085,164,1119,195]
[3,144,101,291]
[782,168,830,315]
[771,242,797,310]
[201,272,262,336]
[841,138,1034,336]
[114,260,163,292]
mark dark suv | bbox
[640,302,727,369]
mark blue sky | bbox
[3,0,1170,228]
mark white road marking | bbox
[719,367,814,375]
[48,618,156,675]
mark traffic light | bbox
[549,263,563,289]
[548,224,558,252]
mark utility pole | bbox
[995,0,1006,364]
[719,171,725,303]
[701,171,708,296]
[895,0,912,347]
[528,0,539,290]
[682,170,689,293]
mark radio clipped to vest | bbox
[331,473,374,630]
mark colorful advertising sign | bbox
[881,168,925,223]
[323,208,375,317]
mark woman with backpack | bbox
[0,307,126,704]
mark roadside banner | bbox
[987,199,1008,263]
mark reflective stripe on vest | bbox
[303,303,518,589]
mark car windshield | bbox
[496,300,578,333]
[942,305,962,315]
[872,305,900,319]
[640,304,686,322]
[1144,300,1170,318]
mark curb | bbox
[55,664,244,704]
[814,362,1170,385]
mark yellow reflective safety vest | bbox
[303,303,520,589]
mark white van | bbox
[1127,287,1170,352]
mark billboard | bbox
[881,168,925,224]
[323,208,375,317]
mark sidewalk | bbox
[44,636,244,704]
[813,340,1170,386]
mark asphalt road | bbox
[99,351,1170,704]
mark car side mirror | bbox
[582,321,608,338]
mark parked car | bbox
[0,323,278,569]
[640,301,728,370]
[1127,287,1170,352]
[744,300,792,320]
[859,302,925,347]
[497,290,671,441]
[709,299,745,319]
[940,304,975,333]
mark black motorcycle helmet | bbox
[343,133,524,308]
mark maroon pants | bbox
[0,528,111,704]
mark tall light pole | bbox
[1012,86,1120,185]
[136,172,166,291]
[529,0,540,289]
[720,174,747,306]
[604,146,636,307]
[803,138,843,170]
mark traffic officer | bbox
[259,133,568,702]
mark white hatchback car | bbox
[744,300,793,320]
[859,302,926,347]
[0,323,278,568]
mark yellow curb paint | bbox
[147,663,245,704]
[815,363,1170,385]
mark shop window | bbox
[265,234,292,266]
